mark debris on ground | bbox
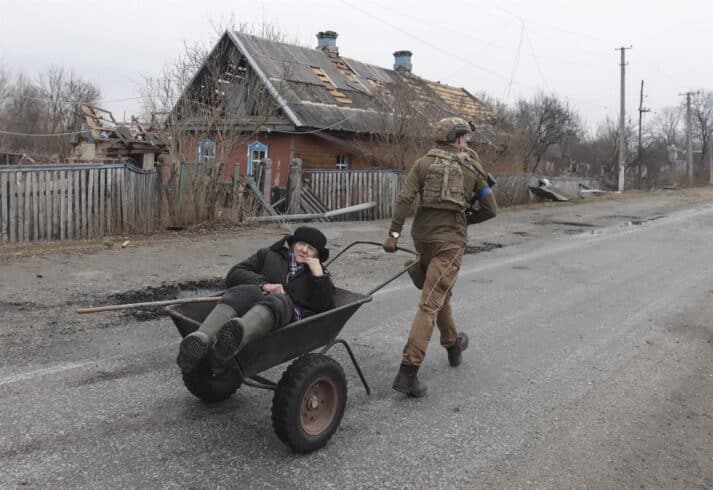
[528,178,573,202]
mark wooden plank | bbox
[93,168,100,236]
[31,172,38,240]
[45,172,52,239]
[79,170,86,239]
[24,173,32,241]
[73,170,80,239]
[106,168,113,235]
[66,170,74,240]
[50,171,57,239]
[369,172,373,219]
[38,172,45,240]
[345,172,350,209]
[59,171,66,241]
[99,168,105,236]
[9,173,17,243]
[362,172,368,220]
[129,172,136,232]
[120,168,128,234]
[18,173,26,242]
[87,168,95,238]
[0,172,7,243]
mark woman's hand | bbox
[303,257,324,277]
[262,283,285,294]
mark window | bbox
[247,140,268,176]
[198,139,216,162]
[336,154,350,170]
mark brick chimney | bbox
[316,31,338,54]
[393,50,412,72]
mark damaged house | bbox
[70,104,167,169]
[172,30,494,188]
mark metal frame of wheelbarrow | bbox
[165,241,419,395]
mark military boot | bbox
[447,332,469,367]
[177,303,238,374]
[392,364,427,397]
[214,304,274,362]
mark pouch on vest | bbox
[421,149,467,211]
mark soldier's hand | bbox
[383,236,398,253]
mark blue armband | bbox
[477,187,493,199]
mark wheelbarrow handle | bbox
[324,240,420,297]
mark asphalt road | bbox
[2,199,713,488]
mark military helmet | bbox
[434,117,471,143]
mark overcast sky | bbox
[1,0,711,132]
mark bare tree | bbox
[654,105,683,147]
[363,80,436,169]
[691,90,713,172]
[0,66,100,158]
[141,25,289,225]
[513,92,582,172]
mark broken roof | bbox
[74,104,167,149]
[208,31,494,133]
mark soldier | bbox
[383,117,498,397]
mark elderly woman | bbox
[177,226,335,374]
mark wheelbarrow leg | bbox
[321,339,371,395]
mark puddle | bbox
[464,242,504,255]
[534,220,598,227]
[106,278,223,321]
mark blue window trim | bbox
[198,139,216,162]
[247,140,268,176]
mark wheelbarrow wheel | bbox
[182,359,241,403]
[271,353,347,453]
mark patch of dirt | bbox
[106,278,223,321]
[463,242,504,255]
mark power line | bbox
[0,129,87,137]
[338,0,511,82]
[505,19,525,101]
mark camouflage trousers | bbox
[402,241,464,367]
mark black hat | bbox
[287,226,329,262]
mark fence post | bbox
[262,158,272,205]
[287,158,303,214]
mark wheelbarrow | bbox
[165,241,418,453]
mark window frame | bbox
[247,140,269,176]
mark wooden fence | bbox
[1,162,605,244]
[0,163,158,244]
[303,168,406,221]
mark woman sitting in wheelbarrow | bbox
[177,226,336,374]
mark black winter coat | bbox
[225,237,336,316]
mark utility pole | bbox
[637,80,650,188]
[709,133,713,185]
[616,46,632,192]
[679,91,700,187]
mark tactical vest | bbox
[421,149,470,212]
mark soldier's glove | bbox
[466,209,481,225]
[383,236,398,253]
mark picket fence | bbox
[1,162,603,244]
[304,168,406,221]
[0,163,158,243]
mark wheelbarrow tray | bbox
[165,287,371,379]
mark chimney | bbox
[393,50,412,72]
[316,31,338,54]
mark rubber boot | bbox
[447,332,469,367]
[392,364,427,397]
[177,303,236,374]
[214,304,274,362]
